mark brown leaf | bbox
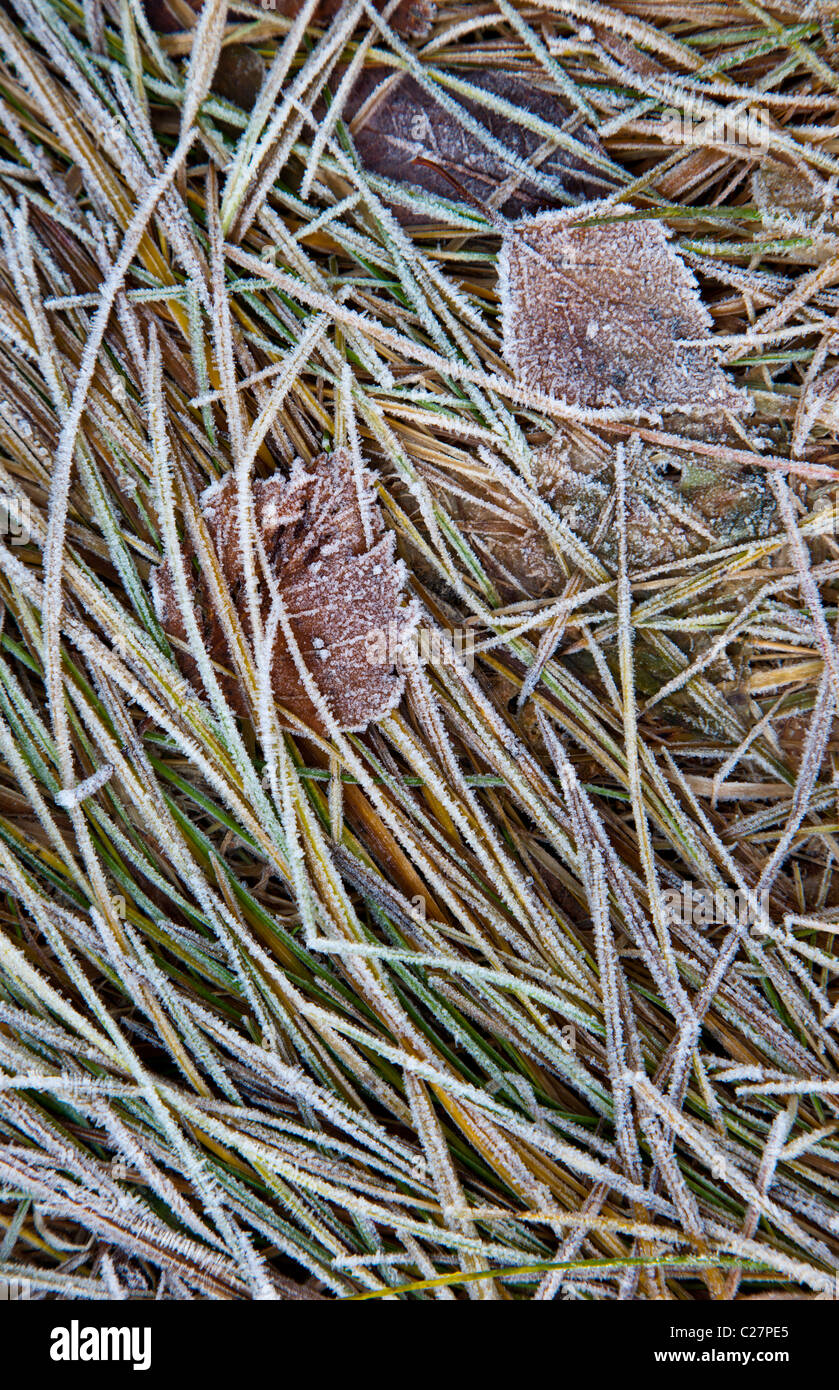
[443,486,565,601]
[655,148,730,203]
[499,208,751,415]
[590,25,667,79]
[342,68,607,218]
[150,450,418,734]
[141,0,199,33]
[408,438,771,607]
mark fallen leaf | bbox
[590,25,666,79]
[444,485,565,601]
[655,148,730,203]
[141,0,198,32]
[534,428,776,570]
[499,207,752,415]
[343,68,607,217]
[151,449,418,734]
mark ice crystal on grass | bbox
[151,449,418,734]
[210,45,266,112]
[499,207,752,415]
[343,69,607,218]
[55,763,113,810]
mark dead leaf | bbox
[445,486,565,600]
[151,449,418,734]
[655,148,730,203]
[590,25,667,79]
[342,68,607,218]
[499,207,752,415]
[142,0,199,32]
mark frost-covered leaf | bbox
[211,45,266,111]
[753,161,822,225]
[343,69,606,217]
[150,449,418,733]
[499,208,752,415]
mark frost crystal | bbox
[150,450,418,734]
[499,207,752,415]
[343,69,606,217]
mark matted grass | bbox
[0,0,837,1300]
